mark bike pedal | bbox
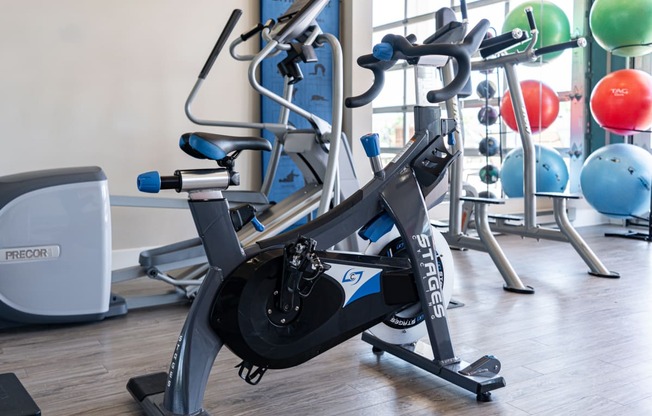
[459,355,501,376]
[235,361,268,385]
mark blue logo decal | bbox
[342,269,363,285]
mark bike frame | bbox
[133,108,503,415]
[128,10,505,414]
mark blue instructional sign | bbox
[260,0,339,214]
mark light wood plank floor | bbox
[1,225,651,415]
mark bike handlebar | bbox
[343,55,397,109]
[346,19,489,108]
[343,34,415,109]
[199,9,242,80]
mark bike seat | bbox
[179,132,272,161]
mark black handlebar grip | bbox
[480,29,528,58]
[370,34,473,104]
[344,67,385,108]
[240,22,264,42]
[428,18,490,102]
[199,9,243,80]
[462,19,492,54]
[525,7,537,32]
[535,38,587,57]
[344,34,417,108]
[345,54,396,108]
[460,0,468,21]
[426,45,471,103]
[480,29,523,50]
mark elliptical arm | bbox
[187,3,345,217]
[229,19,282,62]
[184,10,290,133]
[315,32,344,215]
[199,9,242,80]
[248,27,346,215]
[246,35,332,135]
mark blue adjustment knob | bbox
[137,171,162,193]
[251,216,265,232]
[372,42,394,61]
[359,212,395,243]
[360,133,381,158]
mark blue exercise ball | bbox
[580,143,652,218]
[479,136,500,157]
[476,80,497,99]
[501,145,569,197]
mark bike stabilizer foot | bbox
[127,372,211,416]
[361,333,505,400]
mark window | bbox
[371,0,579,195]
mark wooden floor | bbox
[1,225,651,415]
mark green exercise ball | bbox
[502,0,571,63]
[590,0,652,57]
[479,164,501,185]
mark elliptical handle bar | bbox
[198,9,242,80]
[460,0,468,21]
[240,22,266,42]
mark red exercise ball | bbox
[500,80,560,134]
[590,69,652,135]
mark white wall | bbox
[0,0,261,251]
[341,0,374,185]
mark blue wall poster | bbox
[260,0,339,224]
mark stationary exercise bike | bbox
[0,1,357,328]
[127,3,503,414]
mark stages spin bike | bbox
[127,5,503,416]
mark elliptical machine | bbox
[127,3,503,414]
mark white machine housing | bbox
[0,166,112,327]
